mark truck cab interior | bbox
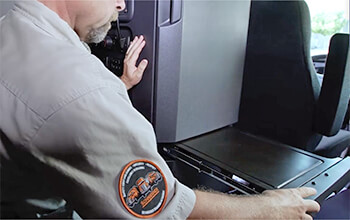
[91,0,350,218]
[1,0,349,218]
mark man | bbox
[0,0,320,219]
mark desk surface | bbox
[181,126,324,188]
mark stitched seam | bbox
[0,77,108,121]
[27,86,125,147]
[0,51,104,119]
[13,4,57,39]
[44,55,110,120]
[172,190,186,220]
[1,79,44,120]
[13,3,80,46]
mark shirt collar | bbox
[13,0,90,52]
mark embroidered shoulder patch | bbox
[119,160,168,218]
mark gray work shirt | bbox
[0,0,195,218]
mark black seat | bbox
[237,1,350,157]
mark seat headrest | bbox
[314,33,350,136]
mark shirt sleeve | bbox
[29,86,196,219]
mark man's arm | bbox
[189,187,320,219]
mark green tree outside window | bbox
[312,12,348,36]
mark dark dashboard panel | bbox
[89,0,134,77]
[312,54,327,74]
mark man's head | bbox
[39,0,126,43]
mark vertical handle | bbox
[171,0,182,24]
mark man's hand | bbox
[259,187,321,219]
[189,187,320,219]
[121,35,148,90]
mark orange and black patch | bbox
[119,160,168,218]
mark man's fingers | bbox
[129,37,144,57]
[126,35,144,58]
[126,36,138,54]
[303,214,313,220]
[135,59,148,76]
[128,41,146,64]
[304,199,320,213]
[297,187,317,198]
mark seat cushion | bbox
[314,129,350,158]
